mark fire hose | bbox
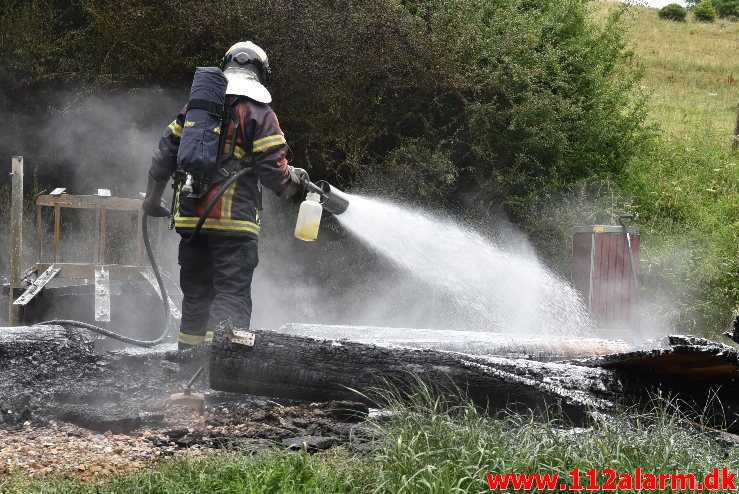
[35,213,171,347]
[34,172,348,347]
[34,171,256,346]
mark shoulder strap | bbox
[213,97,246,179]
[186,99,226,118]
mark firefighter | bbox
[142,41,306,350]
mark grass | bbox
[1,5,737,492]
[594,1,739,138]
[2,386,737,493]
[592,2,739,333]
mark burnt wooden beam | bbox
[209,325,623,422]
[8,157,24,326]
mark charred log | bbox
[209,325,624,423]
[0,325,94,375]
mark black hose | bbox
[35,168,249,346]
[36,214,171,348]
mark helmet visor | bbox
[224,67,272,104]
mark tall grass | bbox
[3,385,737,493]
[594,1,739,138]
[592,2,739,333]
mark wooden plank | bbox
[612,234,622,327]
[8,157,24,326]
[13,265,61,306]
[36,263,146,280]
[592,233,603,326]
[600,233,611,326]
[571,232,591,303]
[603,233,616,328]
[94,267,111,322]
[36,205,43,263]
[609,233,620,327]
[37,194,143,211]
[53,203,61,263]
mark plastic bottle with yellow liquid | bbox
[294,192,323,241]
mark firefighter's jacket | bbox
[149,98,290,238]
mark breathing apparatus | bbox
[180,167,349,244]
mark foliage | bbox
[591,1,739,332]
[2,387,738,493]
[711,0,739,17]
[621,136,738,333]
[0,0,647,216]
[0,0,733,333]
[686,0,701,9]
[694,1,717,21]
[658,3,688,21]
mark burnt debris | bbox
[3,323,739,454]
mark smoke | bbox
[0,90,691,342]
[0,88,186,195]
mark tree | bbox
[711,0,739,17]
[694,1,717,21]
[0,0,648,236]
[659,3,688,21]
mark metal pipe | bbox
[618,214,640,330]
[8,157,24,326]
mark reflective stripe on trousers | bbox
[177,234,259,349]
[177,330,214,347]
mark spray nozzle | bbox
[302,179,349,215]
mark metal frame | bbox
[35,194,159,267]
[12,191,179,326]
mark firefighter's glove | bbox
[282,166,308,201]
[142,173,171,218]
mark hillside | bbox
[595,1,738,332]
[596,1,738,137]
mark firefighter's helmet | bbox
[221,41,272,104]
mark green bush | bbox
[659,3,689,21]
[0,0,647,237]
[694,1,717,20]
[711,0,739,17]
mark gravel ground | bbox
[0,397,373,479]
[0,423,173,478]
[0,328,374,480]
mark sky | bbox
[618,0,687,7]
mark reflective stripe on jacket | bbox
[149,98,290,238]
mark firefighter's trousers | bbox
[177,234,259,349]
